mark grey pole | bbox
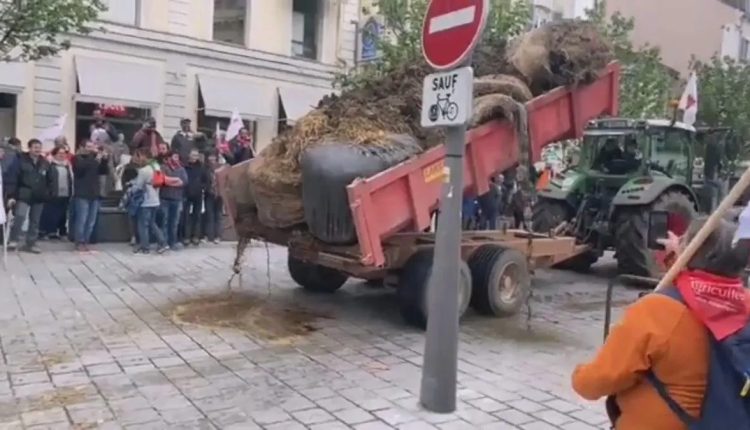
[419,122,468,413]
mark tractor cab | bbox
[580,118,695,183]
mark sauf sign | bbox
[418,0,489,415]
[419,0,487,127]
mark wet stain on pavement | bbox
[171,293,332,344]
[130,272,174,283]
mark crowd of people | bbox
[0,113,254,254]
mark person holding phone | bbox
[71,139,109,252]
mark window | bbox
[532,6,551,28]
[741,38,750,61]
[650,128,692,181]
[74,102,149,149]
[214,0,247,46]
[292,0,320,59]
[100,0,140,26]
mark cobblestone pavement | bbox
[0,241,640,429]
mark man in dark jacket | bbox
[1,137,21,206]
[7,139,50,253]
[182,149,206,245]
[72,140,109,251]
[227,127,254,165]
[132,117,165,157]
[171,118,194,164]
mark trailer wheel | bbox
[397,250,472,329]
[468,245,531,317]
[288,255,349,293]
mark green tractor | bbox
[532,118,738,278]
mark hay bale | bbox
[474,74,533,101]
[507,20,613,95]
[247,156,306,229]
[470,93,518,128]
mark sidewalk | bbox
[0,242,622,429]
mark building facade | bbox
[0,0,360,151]
[606,0,749,76]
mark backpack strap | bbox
[645,371,696,426]
[656,287,685,305]
[648,287,696,427]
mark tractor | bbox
[531,118,739,278]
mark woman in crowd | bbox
[40,146,73,239]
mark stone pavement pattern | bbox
[0,242,638,429]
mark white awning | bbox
[198,74,275,119]
[0,61,26,93]
[279,86,332,121]
[75,55,161,106]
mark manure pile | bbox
[232,20,613,236]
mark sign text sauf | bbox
[432,73,459,94]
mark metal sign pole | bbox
[418,0,489,414]
[420,123,468,413]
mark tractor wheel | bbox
[615,191,696,279]
[468,245,531,317]
[531,198,599,272]
[397,249,472,329]
[288,255,349,293]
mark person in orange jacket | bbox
[572,217,750,430]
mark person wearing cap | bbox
[171,118,195,164]
[131,117,165,158]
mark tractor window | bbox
[649,129,691,180]
[582,132,643,174]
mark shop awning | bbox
[0,61,26,93]
[279,86,332,121]
[75,55,161,106]
[197,74,275,119]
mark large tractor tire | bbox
[615,191,696,279]
[531,198,599,272]
[288,255,349,293]
[397,249,472,329]
[467,245,531,317]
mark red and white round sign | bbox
[421,0,489,70]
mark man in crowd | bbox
[131,148,168,254]
[227,127,254,165]
[132,117,165,157]
[1,137,21,207]
[72,140,109,252]
[159,151,187,250]
[171,118,194,164]
[7,139,49,253]
[40,145,73,240]
[183,149,206,246]
[89,108,119,145]
[203,153,224,244]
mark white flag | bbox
[225,109,243,142]
[37,114,67,146]
[678,72,698,126]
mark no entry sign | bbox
[421,0,489,70]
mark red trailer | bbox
[221,62,620,326]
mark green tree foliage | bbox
[692,56,750,153]
[336,0,531,90]
[0,0,106,61]
[586,2,674,119]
